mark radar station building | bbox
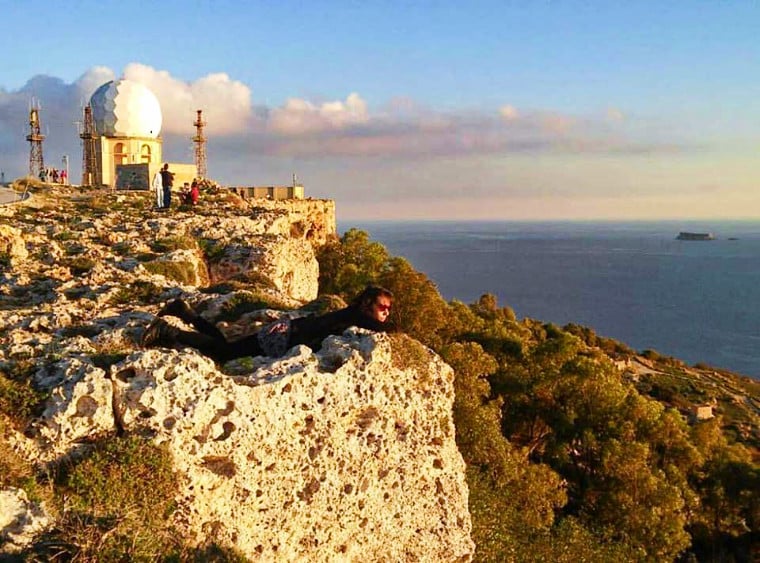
[86,79,195,189]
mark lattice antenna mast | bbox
[26,101,45,178]
[80,104,99,186]
[192,109,207,178]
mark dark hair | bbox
[350,285,393,315]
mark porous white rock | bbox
[33,331,474,561]
[0,190,473,560]
[0,487,51,553]
[34,358,114,449]
[0,225,28,265]
[208,237,318,302]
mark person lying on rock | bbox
[141,285,395,362]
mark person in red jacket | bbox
[141,286,395,362]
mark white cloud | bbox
[75,66,116,101]
[0,63,682,185]
[123,63,253,135]
[268,92,369,134]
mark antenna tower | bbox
[26,103,45,178]
[80,104,99,186]
[192,109,207,178]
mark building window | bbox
[141,144,151,164]
[114,142,127,165]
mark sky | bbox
[1,0,758,220]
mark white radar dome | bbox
[90,79,162,138]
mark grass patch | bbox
[110,280,164,306]
[0,360,50,437]
[149,235,198,253]
[111,241,132,255]
[143,260,198,285]
[202,271,276,295]
[199,239,227,263]
[0,372,48,425]
[214,291,289,323]
[43,434,180,561]
[59,324,102,339]
[0,416,44,503]
[136,251,161,263]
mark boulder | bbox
[32,331,474,561]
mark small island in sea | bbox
[676,231,715,240]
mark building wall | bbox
[97,136,162,187]
[114,162,197,192]
[232,185,305,201]
[167,164,198,193]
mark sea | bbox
[343,220,760,380]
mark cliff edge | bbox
[0,186,474,561]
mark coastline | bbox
[345,219,760,379]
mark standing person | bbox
[152,167,164,209]
[60,168,67,185]
[142,286,395,362]
[160,163,174,209]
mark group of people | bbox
[142,285,395,362]
[152,164,201,209]
[152,164,174,209]
[39,167,67,185]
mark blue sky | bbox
[1,1,759,219]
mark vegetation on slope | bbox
[0,189,757,561]
[317,228,760,562]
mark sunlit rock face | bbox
[0,189,473,561]
[0,225,28,266]
[32,332,474,562]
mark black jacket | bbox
[288,306,393,351]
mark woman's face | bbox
[371,295,392,323]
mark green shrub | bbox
[47,434,180,561]
[199,239,227,263]
[53,230,76,241]
[0,361,48,426]
[0,416,43,501]
[110,280,164,306]
[150,235,198,253]
[215,291,289,322]
[144,260,197,285]
[111,241,132,255]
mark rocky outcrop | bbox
[0,188,474,561]
[29,331,473,561]
[208,238,318,302]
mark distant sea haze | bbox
[345,220,760,380]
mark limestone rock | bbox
[0,488,51,553]
[32,331,474,561]
[0,189,473,561]
[208,238,318,302]
[0,225,28,265]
